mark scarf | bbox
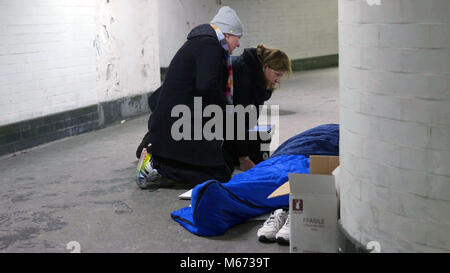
[211,24,233,105]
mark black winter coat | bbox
[226,48,273,158]
[148,24,229,167]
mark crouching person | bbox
[136,6,243,189]
[224,44,291,171]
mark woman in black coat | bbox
[224,44,291,171]
[136,7,243,189]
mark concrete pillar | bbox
[338,0,450,252]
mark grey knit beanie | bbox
[210,6,243,36]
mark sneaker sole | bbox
[258,235,277,243]
[276,237,290,246]
[136,176,153,189]
[137,176,178,190]
[136,132,151,159]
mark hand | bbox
[239,156,256,171]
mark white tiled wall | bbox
[158,0,219,67]
[222,0,338,59]
[1,0,337,125]
[0,0,98,126]
[0,0,160,126]
[158,0,338,67]
[338,0,450,252]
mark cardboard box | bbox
[268,155,339,253]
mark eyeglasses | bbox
[269,67,285,78]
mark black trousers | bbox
[136,132,234,186]
[152,150,234,187]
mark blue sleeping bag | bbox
[171,124,339,236]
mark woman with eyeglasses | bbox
[223,44,291,171]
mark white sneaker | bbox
[136,147,160,189]
[276,214,290,245]
[257,209,288,243]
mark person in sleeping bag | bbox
[223,44,291,172]
[135,6,244,189]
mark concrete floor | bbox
[0,68,339,253]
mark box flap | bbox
[267,181,290,199]
[289,173,336,195]
[267,155,339,199]
[309,155,339,175]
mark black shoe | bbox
[136,131,152,159]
